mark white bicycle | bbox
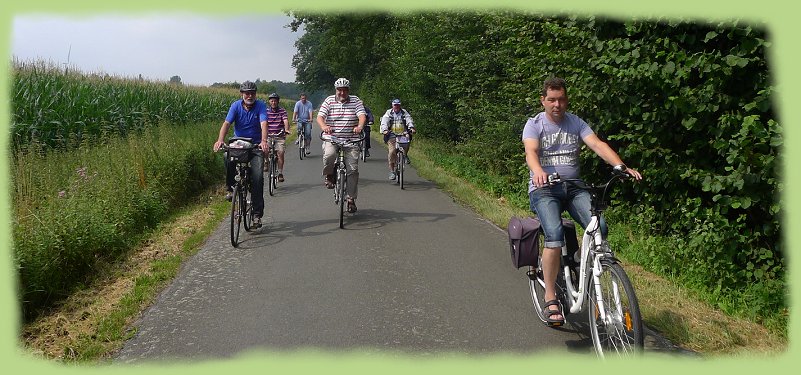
[527,167,644,358]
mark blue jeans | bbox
[225,151,265,217]
[297,121,312,146]
[528,181,606,248]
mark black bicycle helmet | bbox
[268,92,280,100]
[239,81,257,92]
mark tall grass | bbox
[12,122,223,320]
[10,59,236,320]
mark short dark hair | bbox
[541,77,567,97]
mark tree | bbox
[169,75,182,85]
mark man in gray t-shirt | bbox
[522,77,642,327]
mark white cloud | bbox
[11,14,302,85]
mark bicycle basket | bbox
[228,140,255,163]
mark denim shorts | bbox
[529,181,603,248]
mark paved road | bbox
[115,127,689,363]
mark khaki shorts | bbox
[269,139,286,153]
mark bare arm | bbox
[355,114,366,133]
[259,120,269,153]
[524,138,550,188]
[213,121,232,151]
[583,134,642,180]
[317,115,331,134]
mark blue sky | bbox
[11,14,302,85]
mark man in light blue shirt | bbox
[293,93,314,154]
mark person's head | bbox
[334,77,350,101]
[540,77,568,123]
[299,93,307,102]
[391,98,401,112]
[268,92,280,108]
[240,81,258,105]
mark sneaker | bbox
[278,174,284,182]
[225,191,233,201]
[365,150,370,157]
[324,175,335,189]
[405,155,411,164]
[305,150,311,156]
[252,216,262,228]
[346,198,357,213]
[388,171,397,180]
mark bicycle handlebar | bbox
[265,128,287,138]
[319,131,367,146]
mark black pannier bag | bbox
[507,216,541,269]
[508,217,580,269]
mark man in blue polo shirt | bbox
[213,81,269,228]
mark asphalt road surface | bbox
[115,127,689,364]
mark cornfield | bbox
[11,59,237,152]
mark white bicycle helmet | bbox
[334,77,350,88]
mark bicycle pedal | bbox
[526,269,539,281]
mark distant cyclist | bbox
[317,77,366,213]
[363,105,375,158]
[380,98,415,180]
[293,92,314,155]
[265,93,291,182]
[213,80,269,228]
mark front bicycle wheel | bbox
[398,151,405,189]
[243,181,253,232]
[338,168,347,229]
[268,155,276,196]
[588,260,644,358]
[230,184,242,247]
[299,134,305,160]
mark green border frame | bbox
[2,0,796,373]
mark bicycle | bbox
[219,137,261,247]
[526,168,643,358]
[389,130,410,190]
[360,122,373,162]
[265,129,286,197]
[296,121,307,160]
[320,131,366,229]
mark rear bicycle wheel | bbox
[588,260,644,358]
[528,233,549,323]
[230,184,242,247]
[528,233,571,324]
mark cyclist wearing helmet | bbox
[380,98,415,180]
[213,80,269,228]
[292,93,314,155]
[265,92,291,182]
[317,77,367,213]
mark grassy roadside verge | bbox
[19,186,229,363]
[19,132,785,363]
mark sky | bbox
[11,14,302,86]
